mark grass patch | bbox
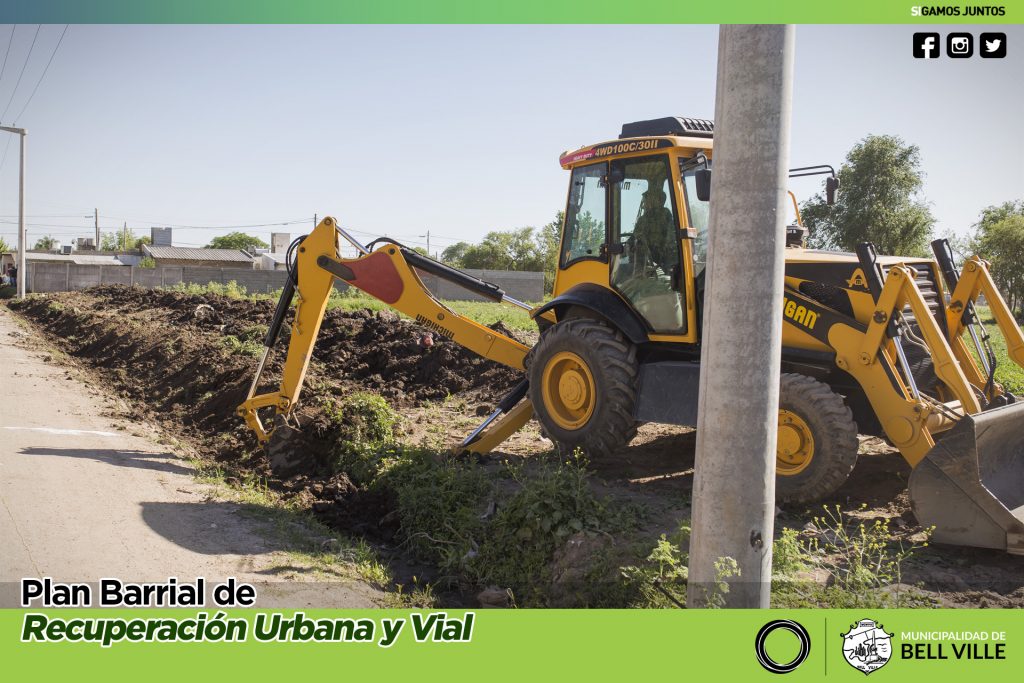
[971,305,1024,394]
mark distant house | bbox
[259,252,288,271]
[142,245,255,269]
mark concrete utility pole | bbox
[686,25,795,608]
[421,230,430,257]
[1,126,27,298]
[94,208,99,248]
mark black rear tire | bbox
[525,318,639,456]
[775,373,859,503]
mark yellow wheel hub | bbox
[541,351,597,430]
[777,409,814,476]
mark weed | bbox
[620,528,690,608]
[379,452,491,578]
[771,505,934,608]
[322,391,402,483]
[220,334,263,357]
[474,453,620,603]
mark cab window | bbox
[681,162,711,275]
[609,154,686,334]
[561,162,607,266]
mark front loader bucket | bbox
[909,401,1024,554]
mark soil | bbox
[8,285,1024,608]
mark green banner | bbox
[0,0,1021,24]
[4,608,1023,681]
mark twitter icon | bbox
[980,32,1007,58]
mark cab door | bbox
[609,154,687,335]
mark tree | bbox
[802,134,935,256]
[441,242,471,267]
[539,211,564,293]
[969,201,1024,315]
[134,235,152,250]
[100,228,141,251]
[206,232,268,253]
[34,235,58,251]
[0,237,10,253]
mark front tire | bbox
[526,318,638,456]
[775,373,859,503]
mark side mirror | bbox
[826,176,839,205]
[695,168,711,202]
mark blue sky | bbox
[0,24,1020,254]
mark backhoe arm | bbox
[945,256,1024,369]
[238,217,533,446]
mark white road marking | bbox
[3,426,120,437]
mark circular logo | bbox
[755,620,811,674]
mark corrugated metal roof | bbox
[5,252,139,266]
[144,245,254,262]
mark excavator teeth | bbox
[265,415,306,478]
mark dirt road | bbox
[0,307,381,608]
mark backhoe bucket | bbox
[909,401,1024,554]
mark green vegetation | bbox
[970,305,1024,394]
[34,235,58,251]
[620,529,691,607]
[206,231,269,253]
[219,324,267,358]
[968,201,1024,316]
[166,280,254,299]
[321,403,642,606]
[803,134,934,256]
[322,391,402,484]
[186,456,434,607]
[441,213,562,294]
[771,505,933,608]
[100,228,149,252]
[138,256,157,269]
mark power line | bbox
[0,25,15,87]
[0,135,11,175]
[0,24,40,123]
[12,25,69,124]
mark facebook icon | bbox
[913,32,940,58]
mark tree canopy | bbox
[440,213,564,293]
[34,235,58,251]
[802,134,935,256]
[206,232,268,253]
[968,201,1024,315]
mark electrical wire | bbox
[0,25,15,87]
[0,24,40,123]
[12,25,69,123]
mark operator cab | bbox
[554,116,836,344]
[556,117,715,342]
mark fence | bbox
[24,262,545,303]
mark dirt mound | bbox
[78,285,521,405]
[8,286,523,475]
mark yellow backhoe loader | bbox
[239,116,1024,554]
